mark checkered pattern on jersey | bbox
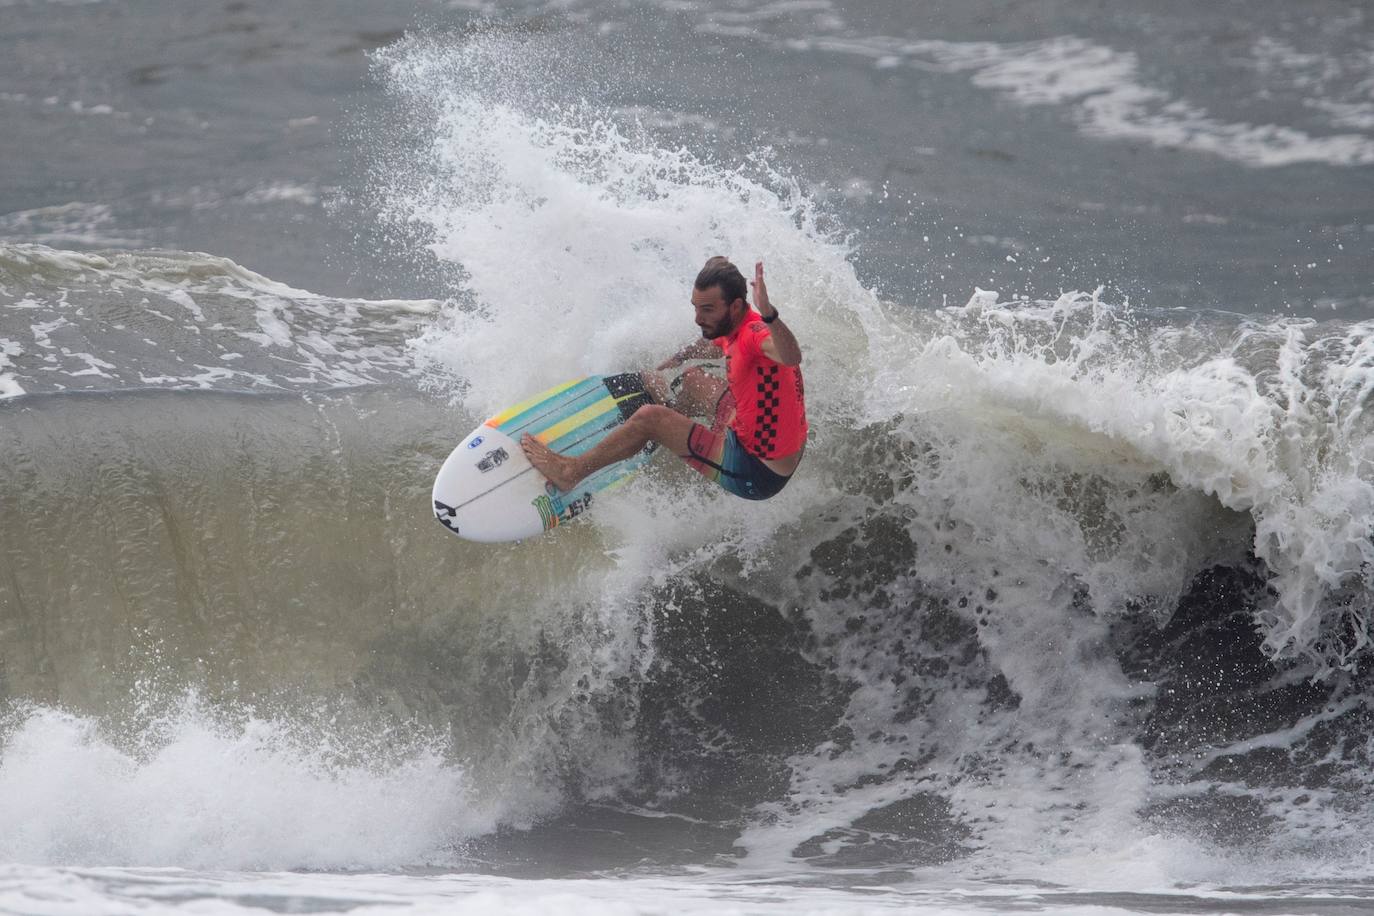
[753,365,781,456]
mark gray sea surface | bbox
[2,0,1370,313]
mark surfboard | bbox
[431,372,657,543]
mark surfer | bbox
[521,256,807,500]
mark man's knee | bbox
[627,403,676,433]
[629,403,673,428]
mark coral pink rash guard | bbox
[713,310,808,459]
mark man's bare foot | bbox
[521,434,585,492]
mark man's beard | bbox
[699,313,736,340]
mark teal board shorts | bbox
[684,423,792,501]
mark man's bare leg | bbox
[521,404,699,493]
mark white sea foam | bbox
[0,864,1196,916]
[0,336,25,398]
[0,700,479,870]
[243,181,322,207]
[1312,99,1374,131]
[0,202,146,248]
[63,351,116,378]
[1248,33,1374,135]
[612,105,723,134]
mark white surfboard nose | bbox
[431,427,545,542]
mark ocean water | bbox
[3,1,1374,913]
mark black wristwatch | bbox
[762,308,779,324]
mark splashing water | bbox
[0,695,479,870]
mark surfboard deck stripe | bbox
[536,395,620,446]
[485,377,603,433]
[540,385,654,452]
[483,380,573,427]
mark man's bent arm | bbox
[656,338,718,370]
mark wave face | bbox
[3,31,1374,886]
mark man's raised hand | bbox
[751,260,774,318]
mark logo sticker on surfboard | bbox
[532,494,557,530]
[433,499,459,533]
[476,447,509,472]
